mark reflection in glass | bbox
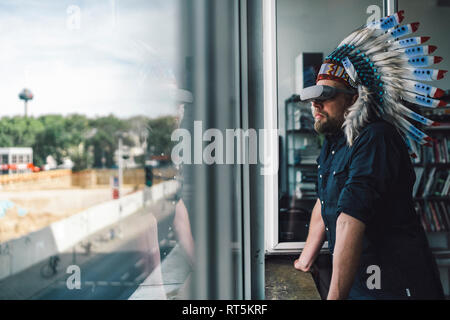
[0,0,187,300]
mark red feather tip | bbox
[438,100,448,107]
[435,56,443,64]
[434,88,445,98]
[397,10,405,23]
[437,70,448,80]
[411,22,420,32]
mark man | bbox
[293,10,446,300]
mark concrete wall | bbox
[0,180,179,281]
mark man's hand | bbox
[294,258,311,272]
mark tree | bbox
[0,113,177,171]
[0,116,44,148]
[32,115,73,167]
[147,116,177,158]
[86,115,132,168]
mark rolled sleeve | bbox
[336,125,400,224]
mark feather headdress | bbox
[317,10,448,158]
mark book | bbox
[422,167,436,197]
[415,202,428,231]
[447,138,450,162]
[413,167,425,197]
[432,170,448,196]
[433,139,441,164]
[417,201,431,232]
[428,202,442,232]
[441,174,450,196]
[437,201,450,231]
[424,202,436,232]
[441,137,449,163]
[433,201,446,231]
[421,138,450,163]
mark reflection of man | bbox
[294,11,444,299]
[173,103,195,267]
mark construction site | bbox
[0,167,175,244]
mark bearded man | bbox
[293,10,445,300]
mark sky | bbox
[0,0,179,118]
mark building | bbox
[0,148,33,175]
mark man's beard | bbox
[313,112,345,135]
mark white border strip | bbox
[263,0,281,254]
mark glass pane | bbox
[0,0,185,300]
[277,0,384,243]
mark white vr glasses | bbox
[299,85,356,102]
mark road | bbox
[0,196,178,300]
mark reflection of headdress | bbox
[318,11,448,157]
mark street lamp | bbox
[19,88,33,118]
[115,131,129,199]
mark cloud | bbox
[0,0,179,119]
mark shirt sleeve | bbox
[336,124,400,224]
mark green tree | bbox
[0,113,177,171]
[86,115,132,168]
[147,116,177,158]
[32,115,70,167]
[0,116,44,148]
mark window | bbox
[267,0,385,253]
[0,0,183,300]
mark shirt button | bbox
[321,200,324,205]
[319,174,322,178]
[333,171,336,175]
[331,150,335,155]
[325,227,329,231]
[318,165,320,169]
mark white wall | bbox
[398,0,450,90]
[277,0,450,131]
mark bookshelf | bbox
[279,96,322,243]
[409,94,450,297]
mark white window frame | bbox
[263,0,301,254]
[263,0,327,254]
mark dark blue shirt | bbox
[317,119,444,299]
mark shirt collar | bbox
[325,129,345,146]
